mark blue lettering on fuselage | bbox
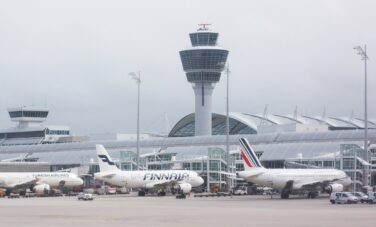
[143,173,190,181]
[32,173,69,177]
[143,173,151,180]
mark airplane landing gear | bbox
[281,192,290,199]
[157,190,166,196]
[281,189,290,199]
[281,181,293,199]
[307,191,319,199]
[176,193,186,199]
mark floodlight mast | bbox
[354,45,369,187]
[129,71,141,170]
[225,63,231,190]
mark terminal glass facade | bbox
[9,111,48,118]
[0,131,45,139]
[180,49,229,81]
[46,129,70,135]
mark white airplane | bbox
[0,172,83,194]
[237,138,351,199]
[94,144,204,196]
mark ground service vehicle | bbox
[352,192,368,203]
[330,192,358,204]
[8,193,20,198]
[77,192,94,201]
[367,192,376,204]
[233,186,248,195]
[0,188,6,197]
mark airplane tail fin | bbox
[239,138,264,170]
[96,144,119,172]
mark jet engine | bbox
[33,184,51,194]
[178,183,192,194]
[325,183,343,193]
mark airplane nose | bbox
[77,178,84,185]
[198,176,204,186]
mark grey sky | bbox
[0,0,375,135]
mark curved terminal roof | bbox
[168,112,376,137]
[0,130,374,165]
[168,113,257,137]
[0,129,374,154]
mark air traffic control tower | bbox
[179,24,229,136]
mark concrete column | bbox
[193,83,215,136]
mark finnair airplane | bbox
[0,172,83,194]
[94,144,204,196]
[237,138,351,199]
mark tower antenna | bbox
[198,23,211,31]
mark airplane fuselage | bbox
[0,172,83,188]
[95,170,204,189]
[238,168,351,190]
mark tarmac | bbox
[0,194,375,227]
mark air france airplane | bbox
[237,138,351,199]
[94,144,204,196]
[0,172,83,194]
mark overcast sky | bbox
[0,0,375,135]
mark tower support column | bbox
[193,83,214,136]
[179,25,229,136]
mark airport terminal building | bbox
[0,106,375,192]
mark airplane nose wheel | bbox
[157,190,166,196]
[176,193,186,199]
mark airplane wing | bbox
[145,180,174,189]
[295,178,342,189]
[100,173,117,179]
[219,172,243,180]
[7,178,38,189]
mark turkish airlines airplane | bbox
[0,172,83,194]
[94,144,204,196]
[237,138,351,199]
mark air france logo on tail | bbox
[98,155,115,165]
[239,138,262,168]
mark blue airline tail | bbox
[96,144,120,172]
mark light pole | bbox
[354,45,369,186]
[218,61,231,191]
[224,63,231,191]
[129,71,141,170]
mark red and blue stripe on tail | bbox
[239,138,264,170]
